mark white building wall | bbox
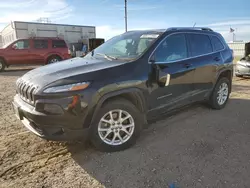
[0,22,17,47]
[14,21,96,45]
[0,35,3,48]
[0,21,96,47]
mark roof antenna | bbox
[193,22,196,27]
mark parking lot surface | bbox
[1,68,250,188]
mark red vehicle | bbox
[0,37,71,72]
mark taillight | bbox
[68,49,71,55]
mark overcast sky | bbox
[0,0,249,42]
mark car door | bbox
[148,33,196,115]
[8,39,31,65]
[186,33,220,99]
[30,39,49,64]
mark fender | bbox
[214,65,233,92]
[86,87,148,128]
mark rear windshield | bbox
[52,40,67,48]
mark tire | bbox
[0,58,6,72]
[47,55,61,64]
[209,77,230,110]
[90,98,143,152]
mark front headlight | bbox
[43,82,90,93]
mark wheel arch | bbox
[0,56,7,65]
[46,54,63,64]
[90,88,148,126]
[216,69,233,93]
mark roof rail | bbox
[167,27,213,32]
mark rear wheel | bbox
[47,55,61,64]
[90,98,143,152]
[209,77,230,110]
[0,58,6,72]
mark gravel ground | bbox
[1,67,250,188]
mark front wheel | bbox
[47,56,61,64]
[209,77,230,110]
[90,98,143,152]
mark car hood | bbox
[20,57,126,88]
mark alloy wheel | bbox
[49,58,59,64]
[217,82,229,105]
[98,109,135,146]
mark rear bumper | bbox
[12,95,90,141]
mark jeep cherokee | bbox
[12,27,234,152]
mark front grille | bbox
[16,79,38,105]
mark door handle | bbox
[183,63,192,68]
[214,57,221,62]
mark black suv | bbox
[13,27,234,152]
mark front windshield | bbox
[85,32,161,60]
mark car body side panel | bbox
[147,60,195,113]
[191,53,220,92]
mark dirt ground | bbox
[1,67,250,188]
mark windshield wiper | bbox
[96,53,118,60]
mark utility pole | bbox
[125,0,128,32]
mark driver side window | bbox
[154,34,187,62]
[13,40,29,49]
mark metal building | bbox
[0,21,96,48]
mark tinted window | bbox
[13,40,29,49]
[211,36,224,51]
[34,40,48,49]
[155,34,187,62]
[189,34,213,57]
[52,40,67,48]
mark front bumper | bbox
[12,95,90,141]
[235,62,250,76]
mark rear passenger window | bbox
[52,40,67,48]
[34,40,48,49]
[211,36,224,51]
[155,34,187,62]
[188,34,213,57]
